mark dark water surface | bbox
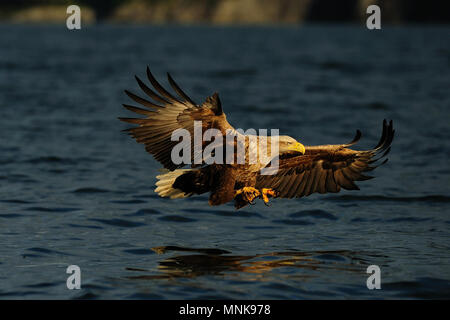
[0,24,449,299]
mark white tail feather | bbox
[155,169,192,199]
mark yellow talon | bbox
[235,187,261,204]
[235,187,278,206]
[261,188,278,206]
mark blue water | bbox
[0,24,449,299]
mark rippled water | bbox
[0,24,449,299]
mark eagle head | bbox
[278,136,305,155]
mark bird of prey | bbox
[120,67,394,209]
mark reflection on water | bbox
[126,246,380,280]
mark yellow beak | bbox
[289,142,305,154]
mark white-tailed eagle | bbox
[120,67,394,209]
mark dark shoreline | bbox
[0,0,448,25]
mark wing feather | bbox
[146,67,180,103]
[167,72,197,105]
[294,170,309,197]
[124,89,163,109]
[120,67,234,170]
[255,120,394,198]
[135,75,169,105]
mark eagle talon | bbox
[261,188,277,205]
[235,187,261,205]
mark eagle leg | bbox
[261,188,278,206]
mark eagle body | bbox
[120,67,394,209]
[168,164,259,207]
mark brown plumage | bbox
[119,67,394,209]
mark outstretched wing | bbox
[255,120,394,198]
[119,67,234,170]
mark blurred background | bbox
[0,0,449,25]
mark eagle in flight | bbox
[120,67,394,209]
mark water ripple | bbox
[272,219,315,226]
[72,188,111,194]
[289,209,338,220]
[0,213,24,218]
[158,215,197,223]
[89,218,146,228]
[124,208,161,217]
[26,247,73,256]
[25,206,80,213]
[123,249,154,255]
[325,195,450,203]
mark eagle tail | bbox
[155,169,193,199]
